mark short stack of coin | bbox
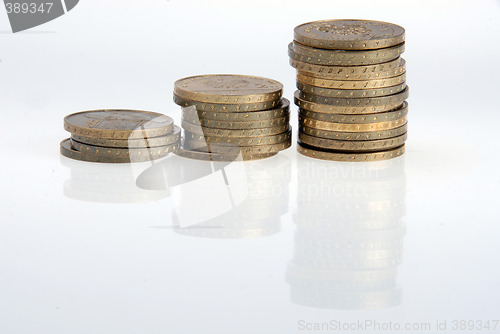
[173,74,292,161]
[60,109,180,163]
[289,19,409,161]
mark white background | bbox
[1,0,499,333]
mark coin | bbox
[299,102,408,123]
[290,58,406,80]
[64,109,174,139]
[297,82,406,98]
[299,123,408,141]
[181,120,289,137]
[184,128,292,146]
[289,41,405,66]
[184,140,291,155]
[299,132,407,152]
[175,146,277,162]
[182,114,290,130]
[174,94,282,112]
[297,143,405,161]
[297,72,406,89]
[71,125,181,148]
[294,19,405,50]
[174,75,283,104]
[298,88,409,107]
[60,138,174,163]
[182,98,290,121]
[70,139,179,158]
[294,93,403,114]
[299,115,407,132]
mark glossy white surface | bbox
[1,1,499,333]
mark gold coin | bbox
[297,82,406,98]
[174,74,283,104]
[298,88,408,106]
[297,144,405,161]
[299,102,408,123]
[70,139,179,158]
[184,140,291,155]
[64,109,174,139]
[294,93,403,114]
[299,132,407,152]
[181,120,289,137]
[289,41,405,66]
[299,115,407,132]
[297,72,406,89]
[174,94,282,112]
[184,128,292,146]
[175,146,276,162]
[71,125,181,148]
[60,138,176,163]
[182,114,290,130]
[182,98,290,121]
[290,58,406,80]
[300,123,408,141]
[294,20,405,50]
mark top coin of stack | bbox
[60,109,180,163]
[289,19,409,162]
[173,74,292,161]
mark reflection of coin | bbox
[289,42,405,65]
[297,143,405,162]
[290,58,405,80]
[184,128,292,146]
[299,132,407,152]
[182,98,290,121]
[64,109,174,139]
[294,19,405,50]
[174,74,283,103]
[297,73,406,89]
[60,139,176,163]
[175,146,276,162]
[70,139,179,158]
[297,82,406,98]
[299,102,408,123]
[295,92,404,114]
[174,94,282,112]
[299,115,407,132]
[182,115,290,130]
[299,124,408,140]
[181,120,289,137]
[71,125,181,148]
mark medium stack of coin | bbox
[60,109,180,163]
[173,74,292,161]
[289,19,409,161]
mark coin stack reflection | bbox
[60,109,180,163]
[289,20,409,161]
[173,75,292,161]
[287,157,407,309]
[172,156,291,239]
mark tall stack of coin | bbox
[289,20,409,161]
[60,109,180,163]
[173,74,292,161]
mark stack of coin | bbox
[60,109,180,163]
[289,19,409,161]
[173,74,292,161]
